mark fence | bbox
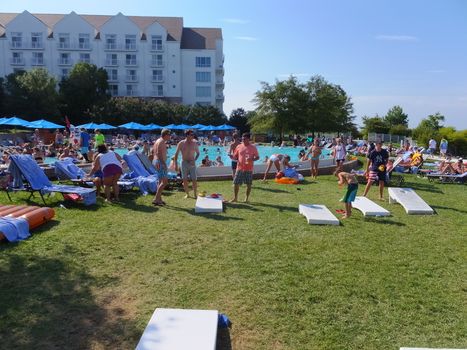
[368,133,407,144]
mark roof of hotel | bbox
[0,12,221,47]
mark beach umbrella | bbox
[97,123,116,130]
[217,124,236,130]
[28,119,64,129]
[0,116,33,127]
[164,124,178,129]
[174,124,193,130]
[76,122,102,129]
[191,123,207,129]
[118,122,147,130]
[143,123,163,130]
[198,125,218,131]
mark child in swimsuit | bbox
[336,170,358,219]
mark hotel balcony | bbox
[31,58,45,66]
[151,76,164,83]
[216,93,225,101]
[150,45,164,52]
[125,75,138,82]
[57,42,92,50]
[105,59,119,66]
[10,58,25,65]
[150,60,164,67]
[124,60,138,67]
[10,42,44,50]
[105,43,138,51]
[107,76,119,82]
[58,58,73,66]
[126,90,139,96]
[216,65,224,75]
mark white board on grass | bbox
[388,188,434,215]
[195,196,223,213]
[353,196,390,217]
[136,308,218,350]
[299,204,340,225]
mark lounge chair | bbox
[353,196,390,216]
[8,154,96,205]
[123,151,158,194]
[54,158,135,190]
[195,195,223,213]
[427,171,467,184]
[388,188,434,215]
[136,152,183,190]
[136,308,218,350]
[299,204,340,225]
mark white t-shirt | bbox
[429,139,437,149]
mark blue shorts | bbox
[81,146,89,154]
[341,183,358,203]
[154,159,168,179]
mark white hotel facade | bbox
[0,11,225,111]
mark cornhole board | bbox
[195,196,223,213]
[353,196,390,217]
[299,204,339,225]
[388,188,434,215]
[135,308,218,350]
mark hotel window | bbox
[195,57,211,68]
[58,33,70,49]
[125,54,137,65]
[60,68,70,79]
[126,69,137,81]
[125,35,136,50]
[79,53,91,63]
[152,70,163,82]
[59,53,71,65]
[32,52,44,65]
[106,69,118,81]
[196,72,211,82]
[196,86,211,97]
[78,33,90,49]
[11,52,23,65]
[31,32,43,49]
[151,35,163,50]
[11,32,22,48]
[126,84,137,96]
[154,84,163,96]
[109,84,119,96]
[106,53,118,66]
[152,54,163,66]
[105,34,117,50]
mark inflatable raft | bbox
[0,205,55,243]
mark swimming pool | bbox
[45,145,331,166]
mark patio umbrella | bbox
[143,123,163,130]
[97,123,116,130]
[76,122,102,129]
[191,123,207,129]
[173,124,193,130]
[0,116,33,127]
[198,125,218,131]
[164,124,178,129]
[217,124,236,130]
[119,122,147,130]
[28,119,64,129]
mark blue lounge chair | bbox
[8,155,96,205]
[135,152,183,189]
[123,151,158,194]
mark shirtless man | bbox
[174,129,200,198]
[152,129,171,206]
[228,133,241,178]
[306,139,322,179]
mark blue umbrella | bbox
[143,123,163,130]
[174,123,193,130]
[76,122,102,129]
[217,124,236,130]
[164,124,178,129]
[191,123,207,129]
[29,119,64,129]
[198,125,218,131]
[97,123,116,130]
[0,116,33,127]
[119,122,147,130]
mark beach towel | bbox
[0,217,30,242]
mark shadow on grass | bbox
[363,217,406,226]
[401,181,444,194]
[252,201,297,213]
[253,186,291,194]
[163,205,245,221]
[0,253,139,349]
[216,327,232,350]
[431,205,467,214]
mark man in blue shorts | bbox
[152,129,171,206]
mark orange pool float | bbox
[0,205,55,230]
[275,177,299,185]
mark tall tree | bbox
[3,69,59,120]
[361,116,390,138]
[228,108,251,134]
[384,105,408,126]
[412,113,445,147]
[250,76,308,139]
[59,63,109,124]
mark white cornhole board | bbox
[136,308,218,350]
[388,188,434,215]
[299,204,340,225]
[195,196,223,213]
[353,196,390,217]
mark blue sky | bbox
[3,0,467,129]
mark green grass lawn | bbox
[1,174,466,349]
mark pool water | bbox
[45,145,331,166]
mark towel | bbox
[0,217,30,242]
[9,155,52,189]
[54,158,86,180]
[124,152,151,177]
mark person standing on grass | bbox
[79,128,90,162]
[152,129,171,206]
[336,170,358,219]
[363,140,389,200]
[230,133,259,203]
[228,133,241,179]
[428,137,437,154]
[174,129,200,199]
[333,138,347,173]
[306,138,322,179]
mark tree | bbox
[361,116,390,138]
[2,69,59,120]
[250,76,308,139]
[59,63,109,124]
[412,113,445,147]
[384,105,408,126]
[389,124,411,137]
[228,108,251,134]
